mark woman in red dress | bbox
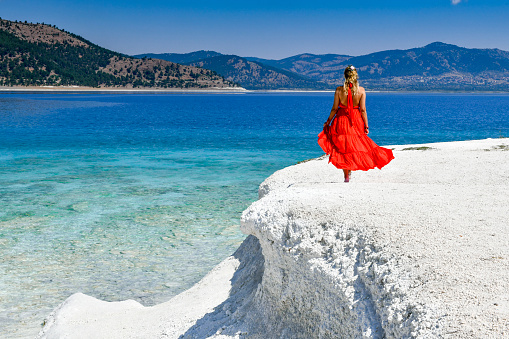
[318,65,394,182]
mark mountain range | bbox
[136,53,330,90]
[1,17,508,91]
[138,43,509,91]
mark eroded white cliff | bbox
[38,139,509,338]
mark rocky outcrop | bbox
[38,139,509,338]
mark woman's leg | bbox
[343,169,350,182]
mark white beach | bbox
[37,138,509,338]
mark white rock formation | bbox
[38,138,509,338]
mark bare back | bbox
[337,85,366,108]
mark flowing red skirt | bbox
[318,105,394,171]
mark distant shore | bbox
[0,85,247,93]
[2,86,509,94]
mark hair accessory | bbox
[350,65,355,70]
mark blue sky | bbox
[1,0,508,59]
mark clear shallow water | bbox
[0,92,508,338]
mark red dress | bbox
[317,87,394,171]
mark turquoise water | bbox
[1,148,271,338]
[1,92,508,338]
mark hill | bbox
[134,51,222,65]
[246,53,351,83]
[187,55,331,90]
[0,19,237,89]
[137,51,332,90]
[250,42,509,91]
[346,42,509,90]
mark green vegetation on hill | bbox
[0,19,236,89]
[0,24,119,87]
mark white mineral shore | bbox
[37,138,509,338]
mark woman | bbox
[318,65,394,182]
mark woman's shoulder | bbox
[358,86,366,94]
[336,86,344,92]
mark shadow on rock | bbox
[180,235,265,338]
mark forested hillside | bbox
[0,19,237,89]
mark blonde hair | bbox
[343,65,359,95]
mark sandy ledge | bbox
[37,138,509,338]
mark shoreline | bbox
[37,138,509,338]
[1,86,509,94]
[0,85,247,93]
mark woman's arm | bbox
[324,87,341,127]
[359,89,369,134]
